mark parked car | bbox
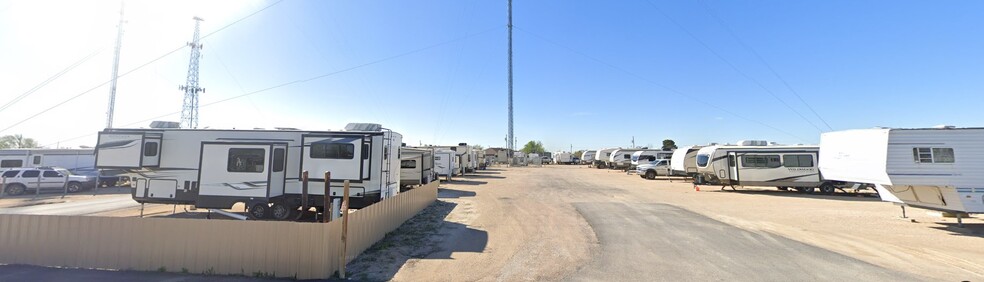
[636,159,672,179]
[69,168,131,187]
[541,156,551,164]
[1,167,96,195]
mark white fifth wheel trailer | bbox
[580,150,596,165]
[433,149,456,181]
[670,146,703,177]
[608,149,642,170]
[95,123,402,220]
[819,127,984,214]
[0,149,96,170]
[400,147,435,190]
[693,144,857,194]
[594,148,619,169]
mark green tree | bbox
[520,141,545,154]
[661,139,677,151]
[0,134,39,149]
[573,150,585,158]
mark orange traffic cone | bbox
[694,185,700,192]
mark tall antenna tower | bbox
[105,1,125,129]
[179,17,205,129]
[506,0,515,163]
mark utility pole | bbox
[631,136,635,148]
[179,17,205,129]
[105,1,125,129]
[506,0,514,165]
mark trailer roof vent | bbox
[149,121,181,129]
[737,140,768,146]
[344,123,382,131]
[933,124,956,129]
[458,143,468,146]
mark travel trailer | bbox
[433,149,457,181]
[629,150,673,169]
[423,143,469,175]
[95,123,402,220]
[0,149,95,170]
[529,153,542,166]
[580,150,596,165]
[819,127,984,214]
[608,149,642,170]
[400,147,435,190]
[553,151,574,164]
[693,144,855,194]
[670,146,703,177]
[594,148,620,169]
[512,151,527,166]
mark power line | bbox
[0,49,103,114]
[640,0,823,132]
[695,0,833,130]
[0,0,285,135]
[514,26,810,143]
[40,25,501,148]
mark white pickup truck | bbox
[1,167,96,195]
[636,159,673,180]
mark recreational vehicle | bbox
[693,144,854,194]
[594,148,620,169]
[0,149,95,170]
[629,150,673,169]
[608,149,642,170]
[400,147,435,190]
[670,146,703,177]
[819,127,984,214]
[95,123,402,220]
[553,151,574,164]
[581,150,596,165]
[433,149,456,181]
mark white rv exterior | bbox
[594,148,620,169]
[433,149,456,181]
[400,147,435,188]
[694,144,849,193]
[580,150,596,164]
[552,151,574,164]
[670,146,703,177]
[0,149,95,170]
[819,127,984,213]
[629,150,673,168]
[95,123,402,220]
[608,149,642,170]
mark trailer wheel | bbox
[777,186,789,191]
[645,170,656,180]
[270,202,292,221]
[819,183,836,195]
[248,203,270,220]
[795,187,815,194]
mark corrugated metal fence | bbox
[0,181,438,279]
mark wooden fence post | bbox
[339,179,350,279]
[323,171,331,223]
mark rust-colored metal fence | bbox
[0,181,438,279]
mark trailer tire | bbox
[819,183,836,195]
[645,170,656,180]
[777,186,789,191]
[795,187,815,194]
[270,202,292,221]
[248,203,270,220]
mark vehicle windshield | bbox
[696,154,710,167]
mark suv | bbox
[1,167,96,195]
[636,159,672,180]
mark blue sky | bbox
[1,0,982,152]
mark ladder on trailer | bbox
[381,129,394,199]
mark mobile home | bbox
[669,146,703,177]
[580,150,596,165]
[95,123,402,220]
[594,148,620,169]
[0,149,95,170]
[693,144,853,193]
[819,127,984,213]
[400,147,435,189]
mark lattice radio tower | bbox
[179,17,205,129]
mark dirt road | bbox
[367,166,981,281]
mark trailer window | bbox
[401,160,416,169]
[742,155,781,168]
[311,143,355,159]
[32,156,41,165]
[272,148,285,172]
[728,155,736,167]
[1,160,22,168]
[783,155,814,167]
[696,154,710,167]
[363,144,370,160]
[228,148,265,173]
[435,156,442,161]
[912,147,954,163]
[144,142,159,157]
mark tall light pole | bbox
[506,0,514,165]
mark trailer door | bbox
[302,135,365,182]
[198,143,271,200]
[268,144,287,198]
[141,135,162,167]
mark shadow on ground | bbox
[702,188,881,202]
[460,174,505,179]
[446,179,488,186]
[0,264,292,282]
[344,200,488,282]
[438,188,476,199]
[930,222,984,238]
